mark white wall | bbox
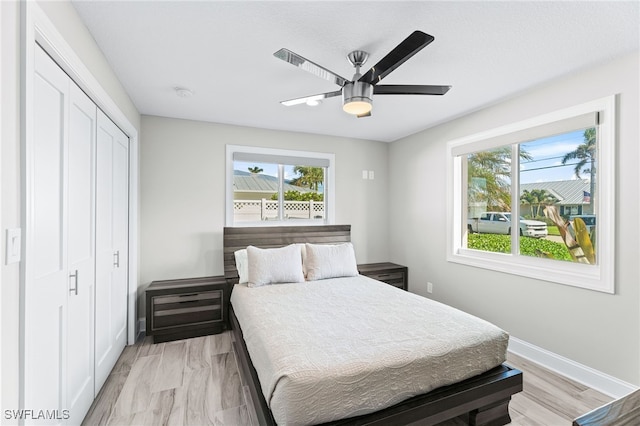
[0,0,140,415]
[139,116,389,314]
[1,1,22,415]
[389,52,640,385]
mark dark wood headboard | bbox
[223,225,351,284]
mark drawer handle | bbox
[179,293,199,298]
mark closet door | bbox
[66,82,97,421]
[25,45,70,424]
[94,110,129,393]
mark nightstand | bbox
[358,262,408,291]
[145,275,231,343]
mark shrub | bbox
[467,234,572,261]
[270,191,324,201]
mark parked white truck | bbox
[468,212,548,238]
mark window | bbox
[447,96,615,293]
[226,145,335,226]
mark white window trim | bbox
[446,95,616,293]
[225,144,335,227]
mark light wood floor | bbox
[82,332,612,426]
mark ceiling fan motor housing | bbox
[342,81,373,114]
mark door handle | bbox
[114,251,120,268]
[69,270,79,295]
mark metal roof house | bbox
[233,171,313,200]
[520,179,594,217]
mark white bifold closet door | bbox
[27,44,73,426]
[94,110,129,394]
[29,45,97,425]
[26,45,128,424]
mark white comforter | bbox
[231,275,508,425]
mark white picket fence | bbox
[234,199,325,221]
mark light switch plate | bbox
[6,228,21,264]
[368,170,375,180]
[362,170,368,179]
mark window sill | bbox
[447,248,613,294]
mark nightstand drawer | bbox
[366,271,404,282]
[154,291,221,306]
[153,304,221,330]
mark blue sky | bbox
[520,129,590,184]
[235,161,297,180]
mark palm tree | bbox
[520,189,558,218]
[562,128,596,179]
[562,127,596,206]
[468,147,532,211]
[291,166,324,191]
[247,166,263,174]
[532,189,558,217]
[520,190,537,217]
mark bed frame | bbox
[223,225,523,426]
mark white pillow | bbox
[304,242,358,281]
[247,244,305,287]
[234,249,249,284]
[297,243,308,277]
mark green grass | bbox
[547,225,561,236]
[467,233,573,261]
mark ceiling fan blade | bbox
[374,84,451,95]
[280,90,342,106]
[359,31,435,85]
[274,48,349,87]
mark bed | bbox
[223,225,522,426]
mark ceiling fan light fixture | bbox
[343,99,372,115]
[342,81,373,115]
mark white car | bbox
[468,212,548,238]
[568,214,596,238]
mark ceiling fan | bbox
[273,30,451,118]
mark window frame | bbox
[446,96,616,293]
[225,144,335,227]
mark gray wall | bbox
[139,116,390,314]
[389,52,640,385]
[1,0,140,414]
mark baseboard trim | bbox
[508,336,638,399]
[138,318,146,338]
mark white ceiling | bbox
[71,1,639,142]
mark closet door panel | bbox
[94,119,114,392]
[66,82,97,420]
[95,110,129,393]
[112,129,129,345]
[27,45,69,421]
[33,52,67,278]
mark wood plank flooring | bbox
[82,332,613,426]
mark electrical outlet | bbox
[427,282,433,294]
